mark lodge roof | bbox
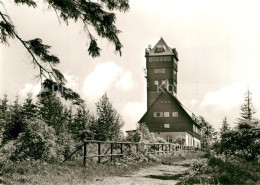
[138,91,201,128]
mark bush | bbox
[1,119,57,162]
[179,154,260,185]
[220,128,260,161]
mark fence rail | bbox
[62,140,200,166]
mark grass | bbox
[2,150,205,185]
[2,158,157,185]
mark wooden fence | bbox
[62,140,200,166]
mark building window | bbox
[154,68,165,74]
[149,56,171,62]
[166,135,172,142]
[149,57,156,62]
[164,112,169,117]
[160,56,164,62]
[154,112,163,117]
[162,68,165,73]
[164,124,170,128]
[172,112,178,117]
[165,56,170,61]
[154,81,158,85]
[155,46,166,53]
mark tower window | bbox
[172,112,178,117]
[165,56,171,61]
[164,112,169,117]
[149,57,154,62]
[154,69,166,73]
[155,45,166,53]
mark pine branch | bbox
[0,10,52,80]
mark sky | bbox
[1,0,260,132]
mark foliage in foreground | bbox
[178,90,260,185]
[178,154,260,185]
[1,159,153,185]
[0,92,124,163]
[1,149,203,185]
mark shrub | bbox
[179,154,260,185]
[1,119,57,162]
[220,128,260,161]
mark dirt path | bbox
[90,159,196,185]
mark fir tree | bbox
[70,104,93,141]
[238,89,258,129]
[90,93,124,141]
[0,93,8,117]
[37,90,66,134]
[22,93,38,121]
[220,117,230,137]
[2,96,24,143]
[0,94,9,145]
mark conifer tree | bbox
[0,93,8,117]
[70,103,93,141]
[90,93,124,141]
[22,93,38,121]
[0,94,9,145]
[238,89,258,129]
[2,96,24,143]
[220,117,230,137]
[37,90,66,134]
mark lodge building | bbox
[138,38,201,147]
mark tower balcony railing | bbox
[173,74,177,82]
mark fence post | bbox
[98,142,101,163]
[110,143,113,162]
[83,142,87,166]
[162,144,164,154]
[168,144,171,153]
[136,144,138,153]
[120,143,123,155]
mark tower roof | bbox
[146,38,179,60]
